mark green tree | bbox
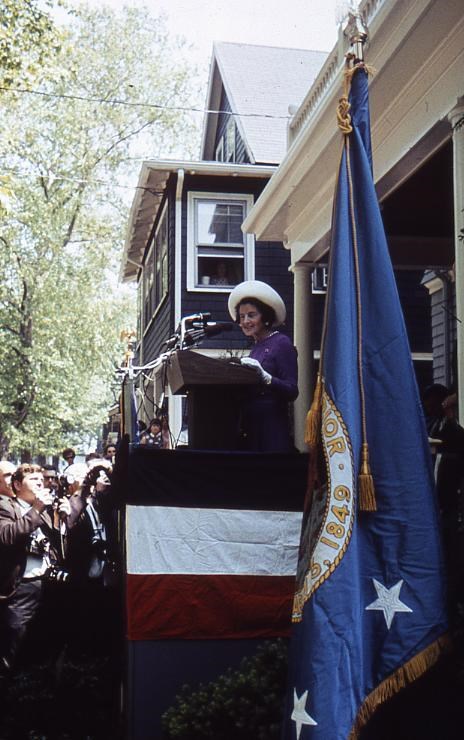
[0,0,61,89]
[0,0,62,216]
[0,2,201,457]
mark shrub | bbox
[161,639,288,740]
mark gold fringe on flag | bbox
[349,634,450,739]
[304,373,323,447]
[358,442,376,511]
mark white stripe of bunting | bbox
[126,505,302,576]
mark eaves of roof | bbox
[120,159,276,283]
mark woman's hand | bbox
[241,357,272,385]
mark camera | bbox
[57,475,70,498]
[45,565,70,584]
[85,464,112,486]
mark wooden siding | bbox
[430,280,457,390]
[136,172,289,363]
[395,271,432,354]
[311,269,432,393]
[180,174,291,351]
[311,270,431,352]
[139,177,177,362]
[214,88,250,164]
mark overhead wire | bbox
[1,83,287,193]
[0,84,292,120]
[2,165,168,194]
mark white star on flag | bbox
[365,578,413,629]
[291,689,317,738]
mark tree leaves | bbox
[0,0,62,90]
[0,2,201,456]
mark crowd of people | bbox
[0,444,121,702]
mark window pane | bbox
[197,257,243,287]
[162,253,168,295]
[144,254,154,326]
[196,201,244,245]
[154,206,168,308]
[137,281,143,336]
[226,120,236,162]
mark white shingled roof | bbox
[203,42,328,164]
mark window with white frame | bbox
[142,202,168,332]
[312,265,328,294]
[187,192,254,290]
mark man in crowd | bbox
[0,462,16,499]
[62,448,76,471]
[0,464,55,674]
[42,464,59,496]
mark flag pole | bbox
[284,14,449,740]
[304,13,368,450]
[344,11,368,63]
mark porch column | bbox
[449,105,464,422]
[292,262,313,451]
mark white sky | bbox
[49,1,349,176]
[83,0,344,74]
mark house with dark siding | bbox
[120,33,448,447]
[120,43,328,442]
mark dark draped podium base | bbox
[123,446,308,740]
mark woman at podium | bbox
[228,280,298,452]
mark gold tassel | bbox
[304,374,323,447]
[358,442,376,511]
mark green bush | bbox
[161,639,288,740]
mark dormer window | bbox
[187,191,254,291]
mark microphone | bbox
[182,322,233,346]
[163,333,180,350]
[203,322,234,337]
[183,312,211,324]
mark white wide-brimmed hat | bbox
[228,280,286,326]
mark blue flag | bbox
[282,65,448,740]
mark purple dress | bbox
[241,332,298,452]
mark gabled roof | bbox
[201,42,328,165]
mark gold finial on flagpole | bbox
[344,10,368,63]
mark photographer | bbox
[62,461,120,657]
[0,464,58,673]
[65,462,114,583]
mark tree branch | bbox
[92,115,160,168]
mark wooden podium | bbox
[160,350,258,450]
